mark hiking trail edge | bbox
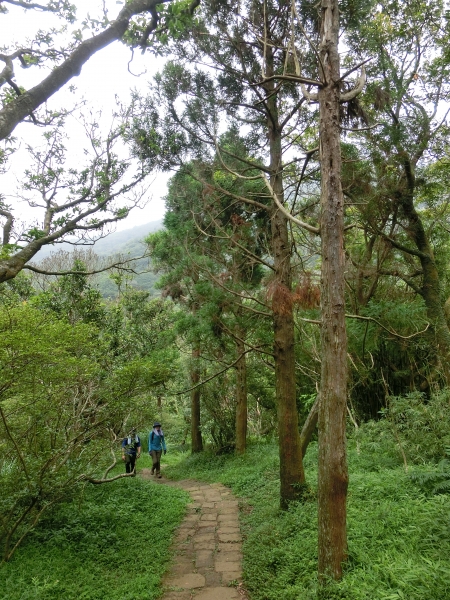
[140,470,248,600]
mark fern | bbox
[411,457,450,494]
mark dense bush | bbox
[354,390,450,467]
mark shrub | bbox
[353,390,450,468]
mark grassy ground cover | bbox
[165,438,450,600]
[0,474,189,600]
[2,440,449,600]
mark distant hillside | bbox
[35,219,164,260]
[34,219,164,298]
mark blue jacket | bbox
[148,429,166,452]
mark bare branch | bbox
[340,66,366,102]
[82,471,136,484]
[0,0,178,141]
[346,313,430,340]
[1,0,65,11]
[174,347,264,395]
[262,174,320,234]
[0,208,13,245]
[23,253,148,276]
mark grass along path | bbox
[0,473,190,600]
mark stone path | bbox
[140,470,247,600]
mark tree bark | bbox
[317,0,349,581]
[235,335,248,455]
[265,39,305,509]
[190,345,203,453]
[398,189,450,385]
[300,394,319,458]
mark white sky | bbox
[2,0,169,232]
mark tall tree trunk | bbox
[235,334,248,455]
[265,40,305,509]
[190,346,203,453]
[399,189,450,385]
[317,0,349,580]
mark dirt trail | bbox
[140,469,247,600]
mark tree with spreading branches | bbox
[0,0,200,282]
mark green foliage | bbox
[411,455,450,495]
[354,390,450,466]
[0,476,189,600]
[32,260,106,325]
[166,440,450,599]
[347,298,432,419]
[0,302,118,560]
[0,286,177,560]
[0,273,35,304]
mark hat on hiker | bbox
[153,421,161,427]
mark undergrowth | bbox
[0,475,189,600]
[2,423,450,600]
[166,439,450,600]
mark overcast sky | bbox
[2,0,169,232]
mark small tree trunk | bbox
[317,0,349,581]
[235,335,248,455]
[300,394,319,458]
[190,346,203,453]
[265,37,305,509]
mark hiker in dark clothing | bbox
[121,428,141,475]
[148,422,166,478]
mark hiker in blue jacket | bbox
[148,421,166,478]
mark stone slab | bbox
[184,514,200,523]
[193,541,216,551]
[175,530,193,543]
[198,519,216,527]
[219,508,239,516]
[194,533,216,543]
[215,560,241,573]
[217,527,240,535]
[215,551,242,563]
[200,513,217,521]
[217,514,238,523]
[220,572,241,585]
[201,569,223,586]
[195,550,214,568]
[166,573,205,589]
[162,592,191,600]
[196,525,216,533]
[217,543,242,553]
[218,533,241,543]
[171,564,195,576]
[193,587,240,600]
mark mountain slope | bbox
[33,219,164,298]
